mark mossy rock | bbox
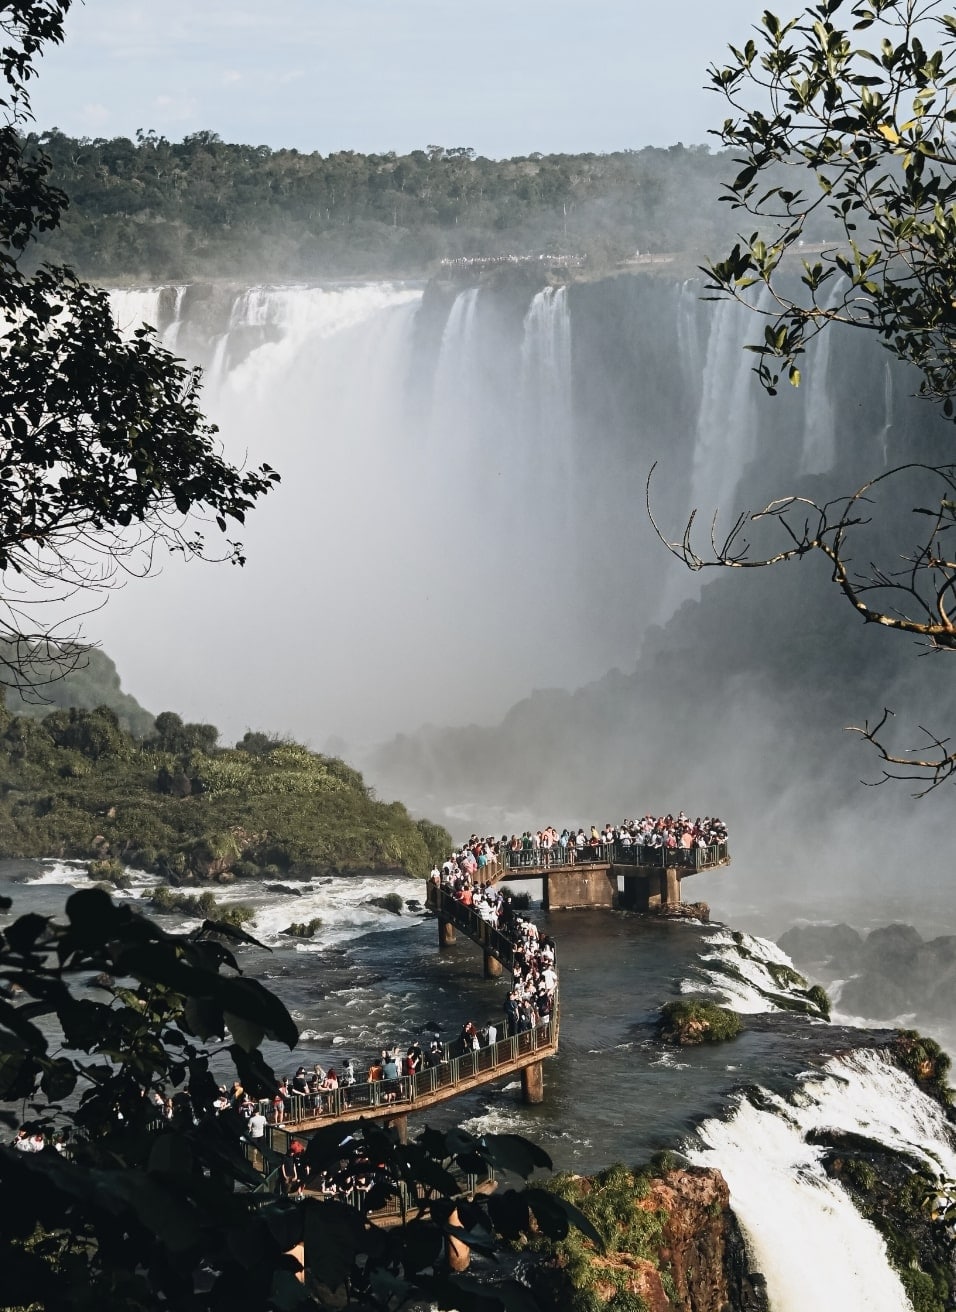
[659,998,741,1045]
[86,858,130,889]
[892,1030,953,1107]
[765,961,807,991]
[146,885,253,929]
[367,893,403,915]
[280,918,323,939]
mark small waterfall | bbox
[108,287,166,335]
[690,1048,956,1312]
[429,288,482,438]
[874,360,895,466]
[689,291,772,526]
[676,279,705,393]
[520,285,574,484]
[798,283,843,475]
[164,285,189,348]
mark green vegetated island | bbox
[24,131,819,282]
[0,647,450,887]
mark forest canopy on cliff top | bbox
[0,691,450,881]
[25,132,816,280]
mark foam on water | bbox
[246,873,427,949]
[24,861,90,886]
[689,1049,956,1312]
[134,871,427,949]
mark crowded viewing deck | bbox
[431,813,730,878]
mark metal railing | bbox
[612,840,730,870]
[505,839,729,872]
[263,1014,555,1135]
[426,882,516,969]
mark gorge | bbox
[36,268,945,1308]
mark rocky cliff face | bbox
[529,1165,767,1312]
[631,1168,767,1312]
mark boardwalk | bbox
[262,887,558,1145]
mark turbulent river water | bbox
[6,858,955,1312]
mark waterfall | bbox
[798,284,843,476]
[676,278,705,391]
[690,1048,956,1312]
[689,291,771,526]
[875,360,895,466]
[520,285,575,516]
[92,274,939,751]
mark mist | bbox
[90,272,956,944]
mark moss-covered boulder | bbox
[659,998,741,1046]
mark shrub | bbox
[892,1031,953,1106]
[659,998,741,1045]
[86,858,129,888]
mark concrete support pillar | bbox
[521,1061,544,1105]
[664,865,681,906]
[446,1207,470,1272]
[439,918,456,948]
[542,872,551,913]
[287,1241,305,1284]
[483,951,502,979]
[646,871,663,910]
[385,1113,408,1143]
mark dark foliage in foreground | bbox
[0,888,603,1310]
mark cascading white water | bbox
[521,287,573,452]
[519,285,576,537]
[676,278,705,389]
[690,1048,956,1312]
[689,291,773,525]
[97,280,612,744]
[96,276,924,751]
[798,283,844,476]
[875,360,895,466]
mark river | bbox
[5,857,953,1312]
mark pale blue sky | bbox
[28,0,767,156]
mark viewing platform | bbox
[491,839,730,911]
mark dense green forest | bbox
[2,645,155,738]
[27,131,760,280]
[0,693,450,881]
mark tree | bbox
[0,2,279,696]
[0,887,600,1309]
[649,0,956,791]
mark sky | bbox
[29,0,767,157]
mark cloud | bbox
[221,70,243,85]
[152,94,199,122]
[80,102,111,127]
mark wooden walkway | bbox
[265,888,558,1143]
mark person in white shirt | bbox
[247,1110,268,1142]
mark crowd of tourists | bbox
[430,865,558,1031]
[430,812,729,872]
